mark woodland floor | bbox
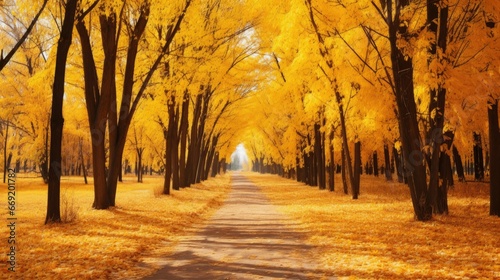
[1,172,499,279]
[143,173,327,279]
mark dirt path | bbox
[143,173,329,279]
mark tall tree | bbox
[488,98,500,216]
[45,0,79,224]
[75,0,192,209]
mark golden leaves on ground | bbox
[249,172,500,279]
[0,175,231,279]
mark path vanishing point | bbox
[143,173,330,279]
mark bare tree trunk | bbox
[353,141,361,199]
[79,138,88,184]
[488,99,500,216]
[473,133,485,181]
[384,144,392,181]
[328,131,335,191]
[45,0,78,224]
[341,147,348,194]
[386,0,432,220]
[179,91,189,187]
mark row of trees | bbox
[240,0,500,220]
[0,0,259,223]
[1,0,498,223]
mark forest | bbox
[2,0,497,219]
[0,0,499,277]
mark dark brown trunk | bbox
[45,0,78,224]
[211,152,219,177]
[353,141,361,199]
[384,144,392,181]
[163,127,171,195]
[488,99,500,216]
[179,91,189,187]
[137,148,143,183]
[452,146,465,181]
[79,138,88,184]
[427,0,449,215]
[314,122,326,189]
[341,147,348,194]
[389,0,431,220]
[328,131,335,191]
[373,151,379,177]
[186,93,203,185]
[473,133,484,181]
[40,117,50,184]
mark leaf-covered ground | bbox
[249,172,500,279]
[0,175,231,279]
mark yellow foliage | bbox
[250,172,500,279]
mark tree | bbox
[488,99,500,216]
[45,0,79,224]
[75,0,192,209]
[0,0,48,71]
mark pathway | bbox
[143,173,328,279]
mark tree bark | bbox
[162,125,171,195]
[488,99,500,216]
[328,131,335,191]
[179,91,189,187]
[137,148,143,183]
[314,122,326,189]
[341,147,348,194]
[389,0,432,220]
[353,141,361,199]
[452,146,465,181]
[473,132,484,181]
[384,144,393,181]
[45,0,78,224]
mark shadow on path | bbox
[143,173,331,279]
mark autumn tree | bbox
[45,0,79,224]
[75,0,191,209]
[0,0,48,71]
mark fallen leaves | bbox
[0,174,231,279]
[250,172,500,279]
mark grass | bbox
[0,174,232,279]
[248,172,500,279]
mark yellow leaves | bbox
[0,175,232,279]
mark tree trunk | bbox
[163,129,171,195]
[341,147,348,194]
[79,138,88,185]
[452,146,465,182]
[314,122,326,189]
[186,94,203,185]
[473,132,484,181]
[328,131,335,192]
[488,99,500,216]
[179,91,189,187]
[211,152,219,177]
[137,148,143,183]
[40,118,50,184]
[389,0,431,220]
[393,146,403,183]
[353,141,361,199]
[45,0,78,224]
[384,144,393,181]
[373,151,379,177]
